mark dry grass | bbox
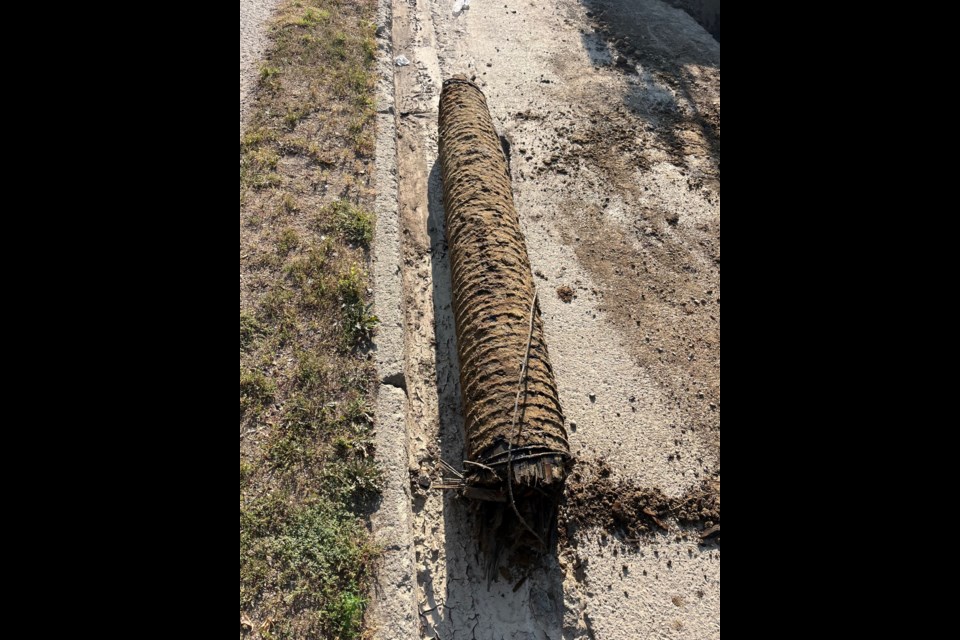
[239,1,381,638]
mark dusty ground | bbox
[240,0,280,133]
[370,0,719,638]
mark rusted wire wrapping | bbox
[439,77,571,549]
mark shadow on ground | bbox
[578,0,720,177]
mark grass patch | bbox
[330,200,374,247]
[240,370,275,418]
[240,1,380,638]
[276,228,301,256]
[297,7,331,27]
[240,498,376,636]
[240,312,262,351]
[338,264,378,347]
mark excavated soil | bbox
[560,459,720,546]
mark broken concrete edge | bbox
[372,0,405,390]
[368,0,418,637]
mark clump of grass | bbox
[240,461,254,488]
[327,200,374,247]
[337,264,365,305]
[338,265,378,346]
[275,193,299,218]
[297,7,331,27]
[240,370,275,418]
[241,127,277,150]
[240,311,262,351]
[329,32,348,60]
[285,240,334,311]
[240,147,281,190]
[276,228,301,256]
[344,303,379,347]
[283,108,310,130]
[260,65,281,82]
[266,423,315,470]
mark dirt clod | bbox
[560,460,721,546]
[557,285,576,303]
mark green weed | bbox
[328,200,373,247]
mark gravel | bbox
[240,0,280,134]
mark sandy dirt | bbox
[370,0,720,638]
[240,0,280,133]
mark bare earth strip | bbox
[371,0,719,638]
[240,0,280,133]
